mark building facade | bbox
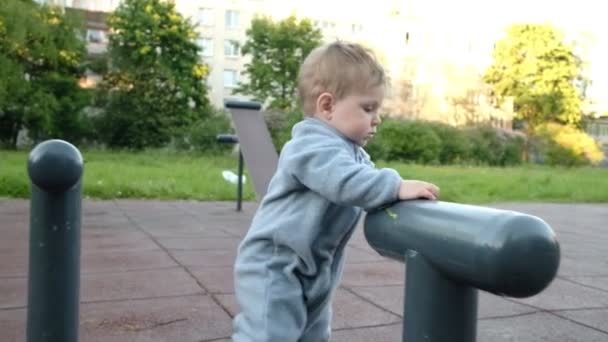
[35,0,608,130]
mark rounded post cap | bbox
[489,214,560,297]
[27,139,83,192]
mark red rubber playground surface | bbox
[1,199,607,341]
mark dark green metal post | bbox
[237,150,244,212]
[26,139,83,342]
[403,250,477,342]
[216,134,243,212]
[365,200,560,342]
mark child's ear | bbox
[316,92,334,120]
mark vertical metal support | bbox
[237,149,244,212]
[26,139,83,342]
[403,250,478,342]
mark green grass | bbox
[1,149,256,201]
[2,149,607,204]
[385,163,608,204]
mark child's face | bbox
[322,86,384,146]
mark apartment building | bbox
[35,0,606,129]
[174,0,259,107]
[36,0,509,120]
[34,0,514,126]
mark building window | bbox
[224,69,239,88]
[197,37,213,57]
[224,40,240,57]
[320,20,335,29]
[198,8,214,26]
[87,29,107,44]
[351,23,363,34]
[225,10,239,29]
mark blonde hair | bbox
[297,41,386,116]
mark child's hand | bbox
[399,180,440,201]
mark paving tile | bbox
[157,237,241,251]
[213,288,401,330]
[0,308,26,342]
[0,295,234,342]
[331,289,401,329]
[82,250,177,274]
[344,246,386,264]
[0,254,28,278]
[0,277,27,309]
[511,278,608,310]
[558,308,608,333]
[144,225,235,239]
[558,256,608,277]
[81,268,204,302]
[190,266,235,294]
[0,268,204,309]
[563,276,608,292]
[82,234,160,254]
[340,261,405,287]
[347,285,538,319]
[478,311,608,341]
[332,323,402,342]
[214,294,238,317]
[170,249,237,267]
[80,295,233,341]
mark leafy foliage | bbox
[235,15,322,110]
[365,118,525,166]
[427,122,470,164]
[366,119,442,164]
[264,109,303,152]
[533,122,604,166]
[171,108,234,154]
[98,0,212,149]
[465,125,525,166]
[0,0,87,147]
[484,24,585,130]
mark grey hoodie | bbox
[232,117,402,341]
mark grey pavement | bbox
[1,199,607,341]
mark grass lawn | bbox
[2,149,607,204]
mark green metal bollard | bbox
[26,139,84,342]
[365,200,560,342]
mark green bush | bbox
[367,119,441,164]
[502,131,526,166]
[46,80,94,146]
[366,119,524,166]
[464,125,525,166]
[264,109,303,152]
[533,122,605,166]
[427,122,470,164]
[171,108,233,154]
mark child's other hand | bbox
[399,180,440,201]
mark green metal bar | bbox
[403,250,477,342]
[237,149,244,212]
[365,200,560,342]
[26,139,83,342]
[365,201,560,297]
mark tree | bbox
[484,24,585,131]
[0,0,88,148]
[99,0,211,149]
[235,15,322,111]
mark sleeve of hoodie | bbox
[281,136,402,211]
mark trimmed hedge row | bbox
[365,119,526,166]
[265,113,604,166]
